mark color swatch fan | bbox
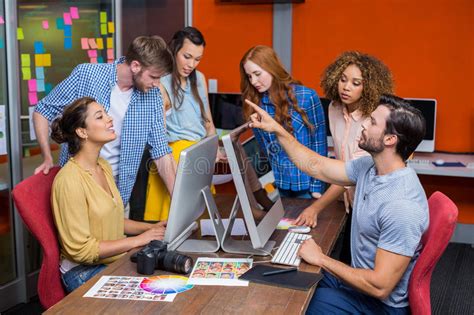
[140,275,193,295]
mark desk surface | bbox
[45,196,346,315]
[409,152,474,178]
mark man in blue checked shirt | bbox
[33,36,176,218]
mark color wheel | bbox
[140,275,193,295]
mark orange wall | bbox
[195,0,474,153]
[194,1,273,93]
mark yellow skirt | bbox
[143,140,215,221]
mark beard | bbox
[358,133,384,154]
[132,70,147,92]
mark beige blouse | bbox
[52,157,125,265]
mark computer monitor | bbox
[164,134,225,253]
[222,124,285,256]
[208,92,245,130]
[320,97,437,152]
[405,98,437,152]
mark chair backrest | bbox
[409,191,458,315]
[12,167,66,310]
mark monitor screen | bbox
[208,93,245,130]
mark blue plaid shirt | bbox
[35,57,171,206]
[253,85,327,194]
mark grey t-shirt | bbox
[346,156,429,308]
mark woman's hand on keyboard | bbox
[298,238,323,266]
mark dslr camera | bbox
[131,240,193,275]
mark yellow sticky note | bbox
[100,23,107,35]
[96,38,104,50]
[43,54,51,67]
[17,28,24,40]
[22,67,31,80]
[107,22,115,33]
[100,11,107,23]
[35,54,44,67]
[107,37,114,49]
[21,54,31,67]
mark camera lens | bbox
[159,251,194,274]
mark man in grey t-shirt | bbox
[247,94,428,314]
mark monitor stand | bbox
[168,186,225,253]
[221,196,276,256]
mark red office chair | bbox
[12,167,66,310]
[409,191,458,315]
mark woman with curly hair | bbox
[240,45,327,199]
[294,51,393,263]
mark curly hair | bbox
[240,45,312,133]
[321,51,393,116]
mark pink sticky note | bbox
[87,49,97,58]
[28,79,37,92]
[42,20,49,29]
[0,16,5,24]
[107,48,114,60]
[28,92,38,105]
[70,7,80,19]
[63,12,72,25]
[88,38,97,49]
[81,38,89,50]
[90,58,98,64]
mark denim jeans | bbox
[306,271,409,315]
[278,189,312,199]
[61,264,107,293]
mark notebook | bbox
[239,264,323,291]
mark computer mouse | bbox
[288,226,311,234]
[435,159,445,165]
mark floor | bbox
[3,243,473,315]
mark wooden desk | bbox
[45,196,346,315]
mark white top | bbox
[100,84,133,176]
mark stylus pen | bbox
[262,267,297,276]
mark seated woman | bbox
[50,97,166,293]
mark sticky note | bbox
[28,79,37,92]
[36,79,45,92]
[21,54,31,66]
[34,41,44,54]
[107,48,114,60]
[90,57,97,64]
[42,20,49,29]
[88,38,97,49]
[64,37,72,50]
[35,54,44,67]
[100,11,107,23]
[45,83,53,94]
[100,24,107,35]
[0,39,4,49]
[36,67,45,79]
[56,18,64,30]
[107,22,115,33]
[87,49,97,58]
[96,38,104,50]
[0,16,5,24]
[22,67,31,80]
[17,28,24,40]
[97,56,104,63]
[63,13,72,25]
[64,25,72,37]
[43,54,51,67]
[28,92,38,105]
[107,37,114,49]
[81,38,89,50]
[70,7,79,19]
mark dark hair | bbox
[321,51,393,116]
[379,94,426,161]
[51,97,96,156]
[125,35,173,74]
[168,27,208,123]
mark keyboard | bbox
[271,232,312,266]
[407,159,431,165]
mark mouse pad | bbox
[432,162,465,167]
